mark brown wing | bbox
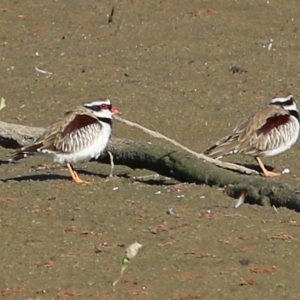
[64,114,100,137]
[256,114,290,136]
[238,106,290,154]
[41,113,101,153]
[204,105,290,157]
[11,107,100,160]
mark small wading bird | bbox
[204,92,299,177]
[12,98,119,184]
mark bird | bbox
[11,98,119,184]
[204,92,299,177]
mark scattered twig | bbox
[34,67,53,75]
[133,173,160,181]
[273,205,279,213]
[108,6,114,23]
[107,150,114,177]
[0,286,26,297]
[234,190,247,209]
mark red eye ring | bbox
[101,104,109,109]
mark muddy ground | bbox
[1,0,300,299]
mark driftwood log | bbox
[0,120,300,212]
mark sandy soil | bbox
[1,0,300,299]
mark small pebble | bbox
[281,168,290,174]
[239,258,251,266]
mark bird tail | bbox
[10,143,43,162]
[204,134,240,159]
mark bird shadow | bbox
[0,159,10,165]
[2,169,132,183]
[2,173,70,183]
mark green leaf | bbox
[120,257,131,275]
[0,97,6,111]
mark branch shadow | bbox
[133,178,177,186]
[243,163,274,172]
[78,169,131,179]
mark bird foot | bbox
[104,174,117,182]
[72,178,94,185]
[262,170,280,177]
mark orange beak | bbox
[111,107,120,115]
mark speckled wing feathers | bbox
[40,108,102,153]
[205,105,292,158]
[12,106,102,158]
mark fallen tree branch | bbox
[114,115,258,175]
[0,120,300,212]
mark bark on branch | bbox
[0,120,300,212]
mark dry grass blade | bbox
[114,115,258,175]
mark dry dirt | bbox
[1,1,300,299]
